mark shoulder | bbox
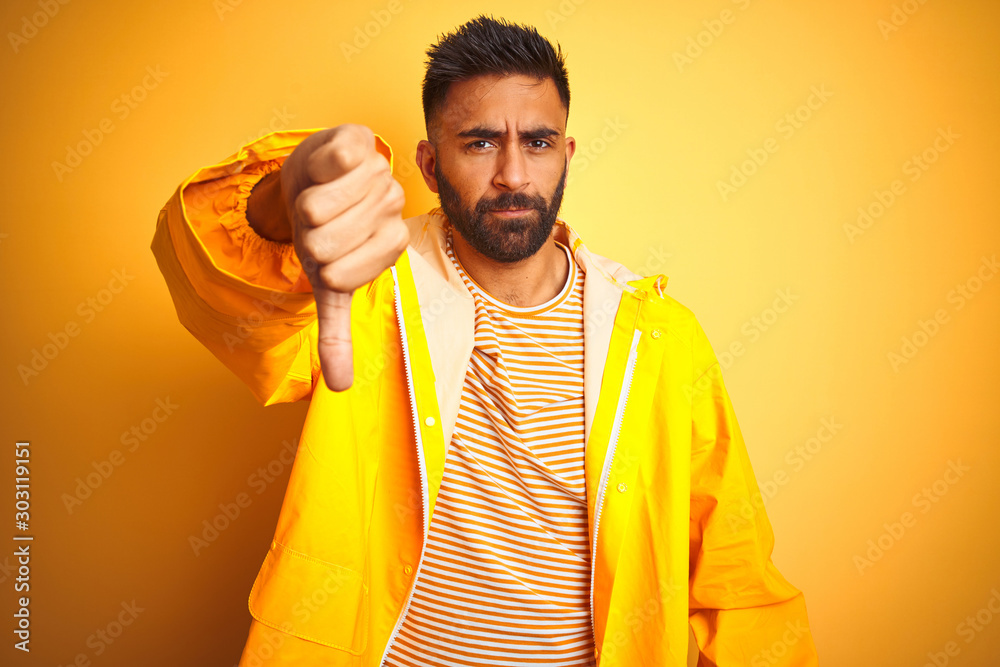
[584,242,702,338]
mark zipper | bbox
[379,265,430,667]
[589,327,643,656]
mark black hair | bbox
[422,15,570,138]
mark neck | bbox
[449,226,569,308]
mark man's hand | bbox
[280,124,409,392]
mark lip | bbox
[489,208,532,217]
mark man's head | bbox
[415,16,575,264]
[422,15,570,140]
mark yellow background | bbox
[1,0,998,664]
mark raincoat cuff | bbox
[225,158,309,289]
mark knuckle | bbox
[300,228,336,263]
[370,152,391,173]
[341,124,373,154]
[325,144,350,175]
[312,232,340,263]
[305,146,332,183]
[296,195,324,227]
[297,237,321,264]
[378,177,404,213]
[294,243,319,274]
[393,221,411,252]
[386,177,405,205]
[348,123,374,143]
[319,262,349,293]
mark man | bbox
[151,15,819,667]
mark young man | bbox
[151,15,818,667]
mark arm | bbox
[150,128,394,406]
[687,321,819,666]
[246,169,293,243]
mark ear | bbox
[416,139,439,194]
[563,135,576,189]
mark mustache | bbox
[475,190,547,214]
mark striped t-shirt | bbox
[383,225,595,666]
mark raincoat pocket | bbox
[248,540,369,655]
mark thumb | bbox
[315,287,354,392]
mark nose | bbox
[492,143,529,192]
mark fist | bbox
[280,124,409,392]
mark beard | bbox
[434,158,568,264]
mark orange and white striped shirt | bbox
[383,225,595,667]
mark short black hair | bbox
[422,15,570,139]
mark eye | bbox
[467,140,494,150]
[527,139,551,149]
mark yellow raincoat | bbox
[151,129,819,666]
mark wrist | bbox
[247,170,293,243]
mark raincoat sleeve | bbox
[150,128,394,407]
[686,319,819,666]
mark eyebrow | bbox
[456,125,561,141]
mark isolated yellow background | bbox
[1,0,998,665]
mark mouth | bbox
[489,208,532,217]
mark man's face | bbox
[419,74,575,264]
